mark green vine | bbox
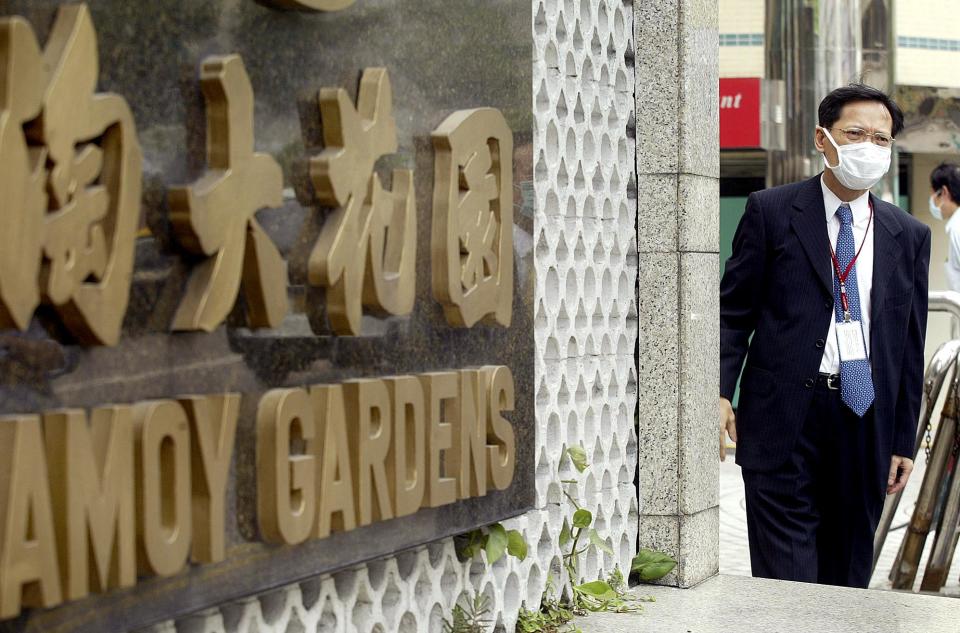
[442,593,492,633]
[453,445,677,633]
[516,577,580,633]
[557,446,670,614]
[456,521,527,565]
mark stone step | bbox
[572,574,960,633]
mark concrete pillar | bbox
[635,0,720,587]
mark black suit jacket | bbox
[720,174,932,472]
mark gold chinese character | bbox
[258,0,355,10]
[308,68,416,336]
[0,4,142,346]
[431,109,514,328]
[169,55,287,332]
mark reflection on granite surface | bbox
[0,2,532,632]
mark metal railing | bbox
[873,290,960,591]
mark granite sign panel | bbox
[0,1,533,631]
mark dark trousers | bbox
[741,378,887,588]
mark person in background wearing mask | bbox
[719,84,931,588]
[929,162,960,293]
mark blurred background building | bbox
[720,0,960,397]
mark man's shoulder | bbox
[876,197,931,241]
[750,179,810,205]
[746,178,819,226]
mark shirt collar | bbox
[820,174,871,226]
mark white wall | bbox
[719,0,764,77]
[893,0,960,88]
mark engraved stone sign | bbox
[0,1,532,632]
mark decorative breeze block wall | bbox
[136,2,637,631]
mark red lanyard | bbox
[829,201,873,323]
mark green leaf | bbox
[566,445,589,473]
[559,522,572,547]
[457,529,484,560]
[572,508,592,528]
[507,529,528,561]
[574,580,616,599]
[631,548,677,581]
[588,529,614,555]
[485,523,508,564]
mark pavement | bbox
[572,574,960,633]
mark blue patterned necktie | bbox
[833,203,875,417]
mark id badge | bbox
[836,321,867,361]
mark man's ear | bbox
[944,186,957,206]
[813,127,825,152]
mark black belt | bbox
[817,372,841,390]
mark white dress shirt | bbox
[819,176,874,374]
[944,211,960,293]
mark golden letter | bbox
[453,369,487,499]
[418,372,458,508]
[0,5,142,345]
[307,68,416,335]
[484,366,516,490]
[43,406,135,600]
[0,18,45,331]
[343,380,394,526]
[385,376,425,518]
[181,394,239,563]
[258,0,355,10]
[257,389,316,545]
[170,54,287,332]
[134,401,192,577]
[0,416,62,618]
[431,108,514,328]
[311,385,357,538]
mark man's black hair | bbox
[931,162,960,202]
[817,83,905,137]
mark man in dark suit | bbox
[719,84,931,588]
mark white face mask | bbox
[930,193,944,221]
[818,126,892,191]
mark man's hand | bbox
[720,397,737,461]
[887,455,914,495]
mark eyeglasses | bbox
[830,126,895,147]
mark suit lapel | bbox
[869,194,903,316]
[790,176,833,296]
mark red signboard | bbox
[720,77,761,148]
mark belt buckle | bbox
[827,374,841,390]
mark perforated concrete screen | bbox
[127,1,640,631]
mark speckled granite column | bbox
[635,0,720,588]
